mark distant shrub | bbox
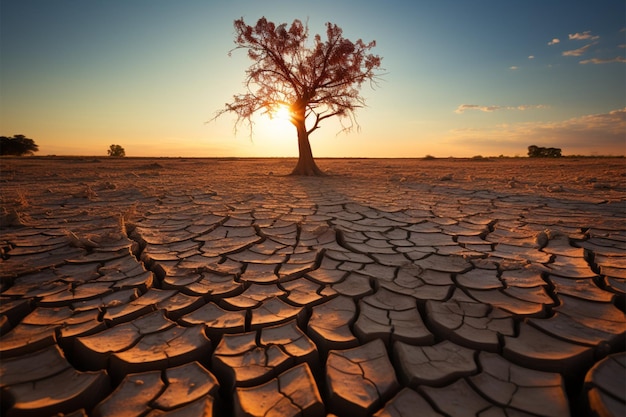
[424,155,436,160]
[471,155,493,161]
[528,145,562,158]
[1,135,39,156]
[107,144,126,157]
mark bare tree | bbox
[214,17,382,175]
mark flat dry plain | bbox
[0,157,624,417]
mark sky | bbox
[1,0,625,158]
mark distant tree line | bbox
[528,145,562,158]
[1,135,39,156]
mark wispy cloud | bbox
[562,43,596,56]
[455,104,548,114]
[528,55,535,59]
[580,56,626,64]
[569,31,600,41]
[446,108,626,155]
[548,38,560,45]
[546,108,626,135]
[456,105,502,113]
[509,66,519,70]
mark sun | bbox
[265,103,294,134]
[256,103,295,153]
[271,103,293,123]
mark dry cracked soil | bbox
[0,156,624,417]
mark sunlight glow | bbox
[249,103,297,156]
[271,103,293,124]
[263,103,295,140]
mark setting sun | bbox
[271,104,293,124]
[260,103,295,145]
[251,103,297,156]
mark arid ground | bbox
[1,157,624,417]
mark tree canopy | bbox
[215,17,382,175]
[107,144,126,157]
[528,145,562,158]
[0,135,39,156]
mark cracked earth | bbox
[0,157,624,417]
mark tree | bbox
[527,145,539,157]
[108,144,126,157]
[0,135,39,156]
[528,145,562,158]
[214,17,383,175]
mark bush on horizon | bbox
[528,145,562,158]
[107,144,126,157]
[1,135,39,156]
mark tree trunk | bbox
[290,120,324,176]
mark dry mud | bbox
[0,157,624,417]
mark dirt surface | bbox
[1,157,625,417]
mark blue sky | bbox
[1,0,624,157]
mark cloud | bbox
[446,108,626,155]
[580,56,626,64]
[548,38,560,45]
[509,66,519,70]
[569,31,600,41]
[455,104,548,114]
[551,108,626,132]
[562,43,596,56]
[515,105,549,111]
[455,105,502,113]
[528,55,535,59]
